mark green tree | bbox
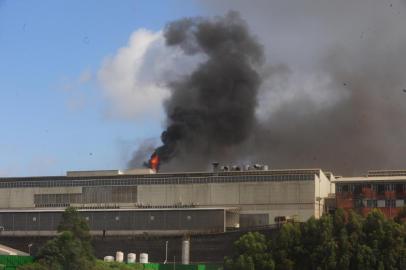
[58,207,91,240]
[36,231,94,270]
[395,206,406,223]
[17,263,48,270]
[225,232,275,270]
[21,207,95,270]
[224,209,406,270]
[271,223,302,270]
[57,207,94,261]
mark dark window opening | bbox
[377,184,385,195]
[353,184,362,195]
[395,184,404,194]
[386,200,396,208]
[354,199,364,208]
[367,200,377,208]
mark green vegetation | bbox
[0,255,33,270]
[19,207,406,270]
[18,207,95,270]
[225,209,406,270]
[16,207,220,270]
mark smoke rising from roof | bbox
[143,11,264,170]
[129,1,406,175]
[200,0,406,175]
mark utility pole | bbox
[28,244,33,255]
[164,241,168,264]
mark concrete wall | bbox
[0,187,82,208]
[315,170,334,218]
[137,181,315,206]
[0,209,226,235]
[0,173,334,225]
[138,180,316,224]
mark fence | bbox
[136,263,222,270]
[0,256,33,270]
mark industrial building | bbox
[334,170,406,218]
[0,208,230,236]
[0,166,335,235]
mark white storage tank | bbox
[104,256,114,262]
[127,253,136,264]
[182,239,190,265]
[140,253,149,263]
[116,251,124,263]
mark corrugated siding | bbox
[0,210,224,232]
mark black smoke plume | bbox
[130,2,406,176]
[151,12,264,169]
[198,1,406,176]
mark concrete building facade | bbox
[0,208,231,236]
[0,168,335,235]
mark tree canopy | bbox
[225,209,406,270]
[18,207,95,270]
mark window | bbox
[385,200,396,208]
[385,184,394,192]
[353,184,362,195]
[396,200,404,208]
[354,199,364,208]
[395,183,404,194]
[377,184,385,195]
[367,200,377,208]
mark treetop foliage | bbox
[18,207,95,270]
[225,209,406,270]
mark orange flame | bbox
[149,153,160,171]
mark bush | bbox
[93,261,144,270]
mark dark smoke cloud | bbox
[253,43,406,176]
[152,11,264,170]
[199,0,406,176]
[130,1,406,176]
[127,138,157,168]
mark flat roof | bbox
[367,170,406,177]
[0,207,238,213]
[0,168,323,182]
[334,176,406,183]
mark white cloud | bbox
[97,29,202,121]
[56,69,93,112]
[78,69,92,84]
[59,68,93,93]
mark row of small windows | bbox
[0,174,315,189]
[34,186,138,206]
[354,199,404,208]
[82,215,192,222]
[1,214,194,223]
[0,211,222,232]
[337,183,406,194]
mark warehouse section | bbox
[0,166,335,235]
